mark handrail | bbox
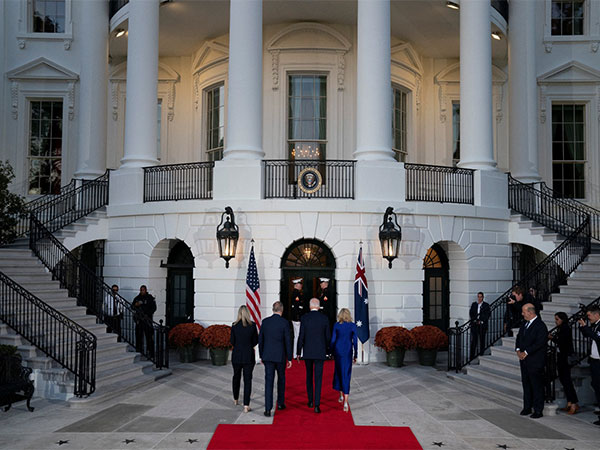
[29,215,169,369]
[405,163,474,205]
[14,171,110,238]
[448,217,592,372]
[143,162,214,202]
[0,271,96,397]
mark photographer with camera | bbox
[578,305,600,425]
[505,286,540,336]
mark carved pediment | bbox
[538,61,600,84]
[109,62,180,82]
[192,40,229,75]
[267,22,351,52]
[7,57,78,81]
[391,42,423,75]
[434,62,507,85]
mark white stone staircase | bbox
[0,248,171,407]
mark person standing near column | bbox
[578,305,600,426]
[469,292,490,358]
[290,278,305,358]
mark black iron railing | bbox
[545,295,600,401]
[143,162,214,202]
[0,271,97,397]
[405,163,474,204]
[448,217,591,372]
[14,171,109,238]
[264,160,355,199]
[29,215,169,369]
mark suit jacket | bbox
[515,316,548,369]
[469,301,491,326]
[297,310,331,360]
[552,323,574,356]
[258,314,292,363]
[231,321,258,365]
[580,321,600,356]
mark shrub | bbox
[168,323,204,348]
[199,324,232,349]
[374,326,415,352]
[411,325,448,350]
[0,161,26,245]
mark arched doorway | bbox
[422,243,450,332]
[162,241,194,327]
[281,239,336,325]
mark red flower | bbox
[199,324,233,349]
[168,323,204,348]
[411,325,448,350]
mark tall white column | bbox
[121,0,159,168]
[223,0,263,160]
[458,0,496,170]
[354,0,394,161]
[508,0,540,182]
[74,0,108,179]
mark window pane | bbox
[205,83,225,160]
[301,77,314,97]
[552,103,585,199]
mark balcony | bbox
[143,162,214,202]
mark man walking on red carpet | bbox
[259,301,292,417]
[297,298,331,413]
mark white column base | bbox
[474,170,508,209]
[354,161,405,201]
[108,167,145,206]
[213,159,263,200]
[73,169,106,180]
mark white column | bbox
[74,0,108,179]
[223,0,263,160]
[121,0,159,168]
[508,0,540,182]
[458,0,496,170]
[354,0,394,161]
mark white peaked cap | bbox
[292,278,303,284]
[319,277,329,283]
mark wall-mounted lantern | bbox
[379,207,402,269]
[216,206,239,268]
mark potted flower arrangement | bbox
[374,326,415,367]
[168,323,205,363]
[411,325,448,366]
[199,324,232,366]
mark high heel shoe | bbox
[338,395,344,403]
[343,401,349,412]
[560,402,572,412]
[567,404,580,415]
[243,406,251,413]
[234,399,239,406]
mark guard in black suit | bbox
[297,298,331,413]
[131,285,157,358]
[258,301,292,417]
[515,303,548,418]
[469,292,491,358]
[231,305,259,412]
[578,305,600,426]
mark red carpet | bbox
[208,361,422,449]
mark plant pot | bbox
[209,348,229,366]
[385,348,406,367]
[417,348,437,366]
[178,345,198,363]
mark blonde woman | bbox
[231,305,258,413]
[330,308,358,412]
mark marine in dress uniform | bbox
[290,278,305,358]
[318,278,336,333]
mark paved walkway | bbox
[1,358,600,450]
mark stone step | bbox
[446,372,522,407]
[478,355,521,376]
[559,285,600,295]
[21,288,69,299]
[466,365,522,391]
[490,345,518,359]
[0,249,34,259]
[567,278,600,288]
[0,265,48,275]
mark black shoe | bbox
[277,404,286,410]
[314,406,321,413]
[530,412,543,419]
[519,409,531,416]
[594,410,600,416]
[307,401,313,408]
[594,419,600,426]
[264,410,271,417]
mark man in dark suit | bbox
[578,305,600,426]
[297,298,331,413]
[515,303,548,419]
[258,301,292,417]
[469,292,491,358]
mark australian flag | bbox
[354,247,369,344]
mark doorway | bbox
[280,239,336,323]
[422,243,450,332]
[163,241,195,327]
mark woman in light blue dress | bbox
[330,308,358,412]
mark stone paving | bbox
[1,358,600,450]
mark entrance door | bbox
[164,241,195,327]
[422,243,450,332]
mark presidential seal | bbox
[297,167,322,194]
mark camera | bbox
[508,294,516,302]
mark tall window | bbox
[206,84,224,161]
[551,0,585,35]
[452,102,460,166]
[392,86,408,162]
[33,0,65,33]
[288,74,327,161]
[29,100,62,195]
[552,104,585,199]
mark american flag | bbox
[354,246,369,343]
[246,245,262,329]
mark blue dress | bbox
[331,321,358,394]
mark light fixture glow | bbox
[115,29,125,38]
[491,31,502,41]
[446,1,459,10]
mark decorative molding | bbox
[11,82,19,120]
[390,42,424,75]
[67,82,75,120]
[494,84,504,123]
[193,74,200,110]
[160,80,176,121]
[537,60,600,84]
[592,41,600,52]
[438,83,447,123]
[415,75,422,112]
[111,82,120,120]
[18,39,26,49]
[271,50,280,90]
[336,52,345,91]
[63,38,72,51]
[192,40,229,76]
[7,57,79,81]
[544,42,553,53]
[539,85,547,124]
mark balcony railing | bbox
[263,160,355,199]
[405,163,474,205]
[143,162,214,202]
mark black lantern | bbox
[379,207,402,269]
[216,206,239,268]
